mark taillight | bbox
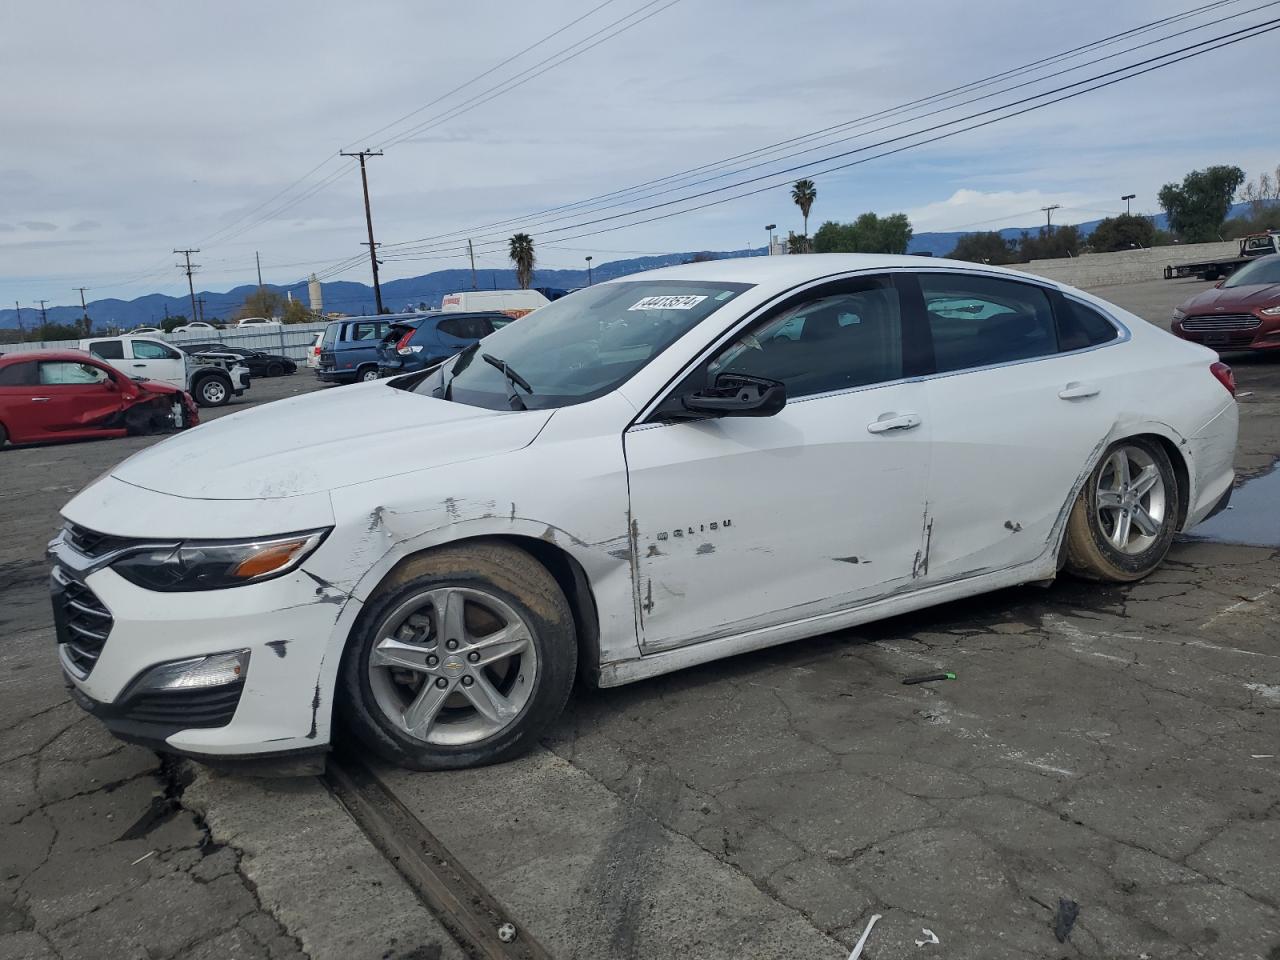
[1210,361,1236,396]
[395,331,415,355]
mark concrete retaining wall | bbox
[1018,241,1237,288]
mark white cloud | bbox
[906,189,1097,234]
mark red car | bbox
[0,350,198,447]
[1171,253,1280,351]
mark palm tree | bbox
[791,179,817,249]
[509,233,536,290]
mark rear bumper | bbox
[315,368,354,383]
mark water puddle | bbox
[1179,463,1280,548]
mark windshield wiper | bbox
[481,353,534,410]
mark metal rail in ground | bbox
[324,756,553,960]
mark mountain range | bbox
[0,204,1256,329]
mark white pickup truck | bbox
[79,335,251,407]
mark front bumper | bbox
[48,534,356,759]
[1172,316,1280,350]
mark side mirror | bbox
[102,375,118,390]
[683,374,786,418]
[1214,279,1225,288]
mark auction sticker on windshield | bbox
[629,295,708,311]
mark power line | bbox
[381,0,1252,252]
[394,15,1280,258]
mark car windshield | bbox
[402,280,751,410]
[1222,254,1280,288]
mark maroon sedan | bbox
[0,350,198,447]
[1171,254,1280,351]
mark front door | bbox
[624,275,933,652]
[128,338,186,388]
[32,360,122,436]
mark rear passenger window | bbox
[920,274,1057,373]
[350,322,381,341]
[0,362,37,386]
[437,318,472,339]
[88,341,124,360]
[710,276,903,398]
[1058,298,1119,350]
[132,340,179,360]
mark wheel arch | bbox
[353,533,603,687]
[1051,424,1193,570]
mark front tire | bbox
[195,376,230,407]
[338,541,577,770]
[1064,437,1181,582]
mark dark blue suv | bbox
[376,312,513,376]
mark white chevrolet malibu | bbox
[51,255,1238,772]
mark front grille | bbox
[53,566,113,677]
[1182,313,1262,332]
[63,522,141,559]
[122,682,245,728]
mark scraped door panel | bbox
[624,383,932,652]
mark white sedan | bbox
[51,255,1237,771]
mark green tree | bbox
[791,179,817,247]
[947,231,1017,264]
[509,233,536,289]
[786,232,808,254]
[1087,214,1155,253]
[236,288,283,321]
[811,212,913,254]
[281,298,313,324]
[1017,225,1081,261]
[1157,165,1245,242]
[161,315,186,333]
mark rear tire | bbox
[1064,437,1181,582]
[266,362,284,377]
[0,422,7,447]
[358,366,380,383]
[338,541,577,770]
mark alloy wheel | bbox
[202,381,227,404]
[1094,444,1166,555]
[367,586,538,746]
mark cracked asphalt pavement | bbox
[2,279,1278,960]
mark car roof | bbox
[603,253,1060,289]
[0,349,100,366]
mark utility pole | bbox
[174,248,200,322]
[1041,205,1061,232]
[37,299,49,325]
[585,255,593,286]
[1122,194,1136,216]
[195,297,207,323]
[340,149,385,314]
[13,301,23,340]
[75,287,90,333]
[256,250,264,289]
[467,239,478,290]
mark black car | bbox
[180,343,297,377]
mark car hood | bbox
[110,381,553,500]
[132,378,183,396]
[1181,283,1280,313]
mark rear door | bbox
[909,271,1123,581]
[432,316,480,362]
[127,338,186,388]
[0,360,42,442]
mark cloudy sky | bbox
[3,0,1279,310]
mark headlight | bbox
[1260,305,1280,316]
[112,529,329,592]
[1171,308,1187,321]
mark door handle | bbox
[31,397,50,402]
[132,363,147,368]
[1058,381,1100,400]
[867,413,922,434]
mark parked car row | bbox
[179,343,297,377]
[80,335,251,407]
[315,311,515,384]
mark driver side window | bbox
[709,276,904,399]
